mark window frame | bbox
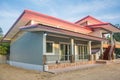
[45,41,54,55]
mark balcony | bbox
[115,41,120,48]
[103,40,120,48]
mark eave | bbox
[20,24,107,42]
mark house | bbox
[2,10,120,71]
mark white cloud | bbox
[0,4,21,34]
[98,15,120,20]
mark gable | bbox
[75,16,104,26]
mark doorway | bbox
[60,43,70,61]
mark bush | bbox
[0,46,8,55]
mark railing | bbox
[43,54,89,64]
[43,55,71,64]
[75,54,88,61]
[115,41,120,45]
[103,40,110,48]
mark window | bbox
[78,45,88,60]
[46,42,53,53]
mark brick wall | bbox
[48,61,95,70]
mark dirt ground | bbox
[0,63,120,80]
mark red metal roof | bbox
[24,10,92,33]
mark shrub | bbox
[0,46,8,55]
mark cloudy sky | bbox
[0,0,120,34]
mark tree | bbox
[0,27,3,37]
[0,45,7,55]
[0,27,10,55]
[113,24,120,55]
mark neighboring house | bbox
[2,10,120,71]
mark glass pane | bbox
[46,42,53,53]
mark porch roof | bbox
[86,23,120,33]
[20,23,107,41]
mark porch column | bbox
[88,41,92,60]
[109,32,114,60]
[110,32,114,44]
[100,41,103,59]
[88,41,92,55]
[43,32,47,65]
[70,38,75,63]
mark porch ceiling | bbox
[20,24,107,41]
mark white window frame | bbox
[45,41,54,55]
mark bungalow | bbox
[2,10,120,71]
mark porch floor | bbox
[47,63,103,74]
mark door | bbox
[60,43,70,61]
[78,45,88,61]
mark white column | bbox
[70,38,75,63]
[100,41,103,59]
[88,41,92,55]
[100,41,103,54]
[88,41,92,61]
[43,32,47,55]
[71,39,74,55]
[43,32,47,67]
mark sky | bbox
[0,0,120,34]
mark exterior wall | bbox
[10,32,44,67]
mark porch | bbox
[42,33,102,71]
